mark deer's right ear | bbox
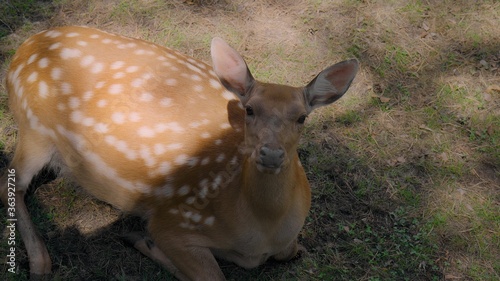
[211,37,254,103]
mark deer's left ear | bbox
[303,59,359,113]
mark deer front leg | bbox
[123,232,191,281]
[147,218,225,281]
[153,237,225,281]
[1,181,51,279]
[272,238,307,262]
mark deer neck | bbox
[241,152,301,220]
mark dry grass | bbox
[1,0,499,280]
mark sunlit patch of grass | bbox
[425,178,500,279]
[110,0,142,22]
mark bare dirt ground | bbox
[0,0,499,280]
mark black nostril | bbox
[259,146,285,168]
[277,150,284,159]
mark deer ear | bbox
[211,37,254,102]
[303,59,359,113]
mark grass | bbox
[1,0,499,280]
[0,0,54,39]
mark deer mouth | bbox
[256,161,282,174]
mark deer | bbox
[0,26,358,280]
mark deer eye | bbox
[245,106,254,116]
[297,115,307,124]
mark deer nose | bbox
[259,145,285,169]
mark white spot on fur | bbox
[45,30,62,38]
[38,81,49,98]
[199,186,208,199]
[209,78,222,89]
[61,82,72,95]
[201,157,210,165]
[230,156,238,166]
[69,97,80,109]
[111,61,125,69]
[126,66,139,73]
[140,145,156,167]
[95,81,106,88]
[60,48,82,59]
[105,135,137,160]
[80,55,95,67]
[153,144,166,155]
[27,54,38,64]
[160,98,172,107]
[220,123,231,129]
[142,73,153,80]
[212,174,222,190]
[131,78,143,88]
[38,58,49,68]
[187,62,204,75]
[113,72,125,79]
[154,162,172,176]
[175,154,188,165]
[222,90,236,100]
[189,121,201,128]
[90,62,105,73]
[138,126,156,138]
[191,213,202,223]
[155,122,184,133]
[97,99,107,107]
[82,117,95,127]
[204,216,215,226]
[134,49,147,55]
[216,153,225,163]
[196,62,206,70]
[83,91,94,101]
[49,42,62,50]
[111,112,126,124]
[139,92,154,102]
[168,143,183,150]
[94,123,109,133]
[108,84,123,95]
[187,157,199,167]
[129,112,141,122]
[193,85,203,92]
[165,78,177,86]
[178,185,190,196]
[27,72,38,83]
[70,110,83,123]
[186,197,195,205]
[51,68,62,80]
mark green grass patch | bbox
[0,0,54,38]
